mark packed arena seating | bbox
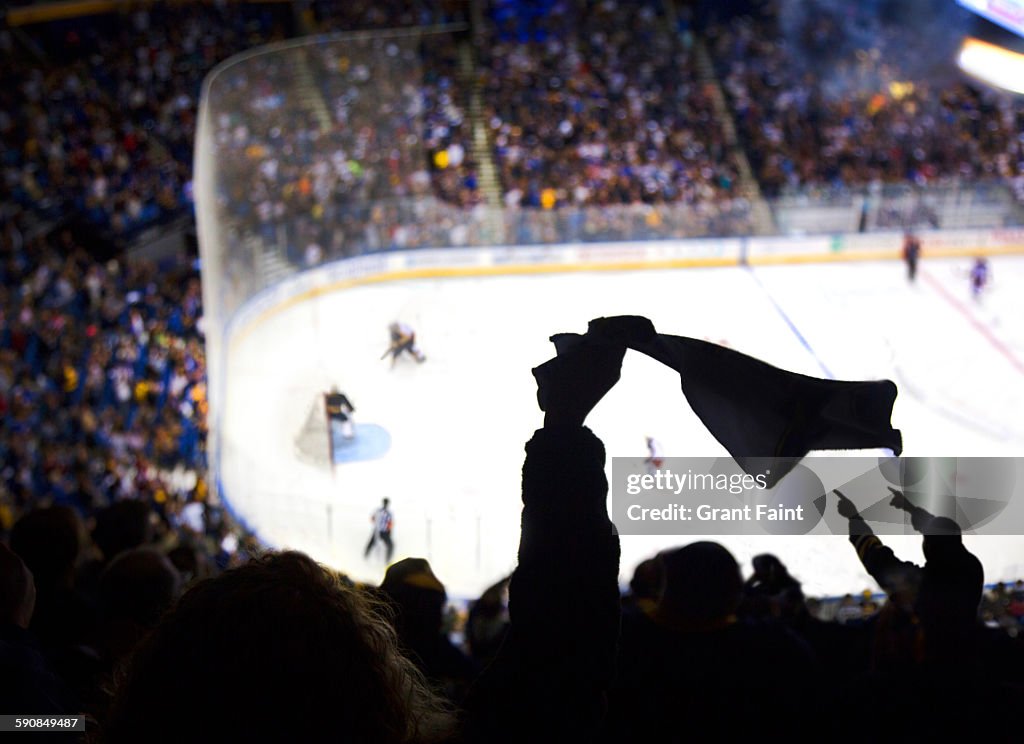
[208,30,479,268]
[0,212,247,553]
[481,0,741,209]
[474,0,757,237]
[312,0,467,31]
[709,0,1024,198]
[0,3,292,239]
[3,1,1024,738]
[4,0,1024,247]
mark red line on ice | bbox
[921,268,1024,376]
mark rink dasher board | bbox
[223,227,1024,353]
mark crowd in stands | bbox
[6,0,1024,266]
[710,0,1024,198]
[0,208,254,591]
[0,203,263,727]
[312,0,468,32]
[208,29,480,273]
[0,3,292,239]
[479,0,755,237]
[480,2,744,215]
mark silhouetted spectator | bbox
[91,501,155,564]
[836,487,984,660]
[166,541,213,587]
[380,558,475,702]
[834,487,1013,740]
[75,499,159,612]
[464,576,509,668]
[102,551,456,743]
[98,548,181,668]
[621,558,661,619]
[743,554,869,685]
[0,543,77,723]
[605,542,819,741]
[741,553,803,621]
[10,507,96,652]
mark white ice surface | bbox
[220,257,1024,598]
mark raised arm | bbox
[834,489,919,597]
[464,336,624,742]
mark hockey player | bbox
[902,231,921,283]
[325,386,355,440]
[384,322,426,367]
[364,497,395,562]
[969,257,990,300]
[644,436,664,474]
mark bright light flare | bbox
[958,36,1024,95]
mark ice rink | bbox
[219,257,1024,598]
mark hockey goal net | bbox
[294,393,334,470]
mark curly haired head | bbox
[103,551,456,743]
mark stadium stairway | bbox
[253,235,294,287]
[294,48,335,134]
[461,2,507,243]
[677,17,776,236]
[459,42,501,208]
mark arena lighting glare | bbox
[957,36,1024,94]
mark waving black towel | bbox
[547,316,902,488]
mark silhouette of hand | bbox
[834,489,860,519]
[888,487,909,512]
[533,334,626,427]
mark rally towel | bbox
[548,316,902,488]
